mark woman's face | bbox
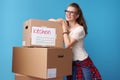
[65,6,79,22]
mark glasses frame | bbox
[65,10,78,15]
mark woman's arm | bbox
[63,33,77,48]
[62,21,77,48]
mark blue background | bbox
[0,0,120,80]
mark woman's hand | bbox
[48,18,56,21]
[56,18,64,23]
[62,20,69,32]
[48,18,64,24]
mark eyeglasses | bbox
[65,10,78,15]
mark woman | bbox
[62,3,102,80]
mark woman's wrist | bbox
[62,31,69,35]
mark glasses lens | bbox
[65,10,67,12]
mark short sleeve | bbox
[70,26,85,41]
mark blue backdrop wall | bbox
[0,0,120,80]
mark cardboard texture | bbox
[12,47,72,79]
[15,74,63,80]
[23,19,63,48]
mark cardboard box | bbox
[12,47,72,79]
[23,19,63,48]
[15,74,63,80]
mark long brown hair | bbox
[68,3,88,35]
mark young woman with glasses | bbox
[49,2,102,80]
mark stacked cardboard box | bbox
[22,19,63,48]
[15,74,63,80]
[12,19,72,80]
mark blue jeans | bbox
[82,67,92,80]
[72,66,92,80]
[71,57,101,80]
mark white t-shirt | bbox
[69,25,88,61]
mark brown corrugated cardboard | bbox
[23,19,63,48]
[15,74,63,80]
[12,47,72,79]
